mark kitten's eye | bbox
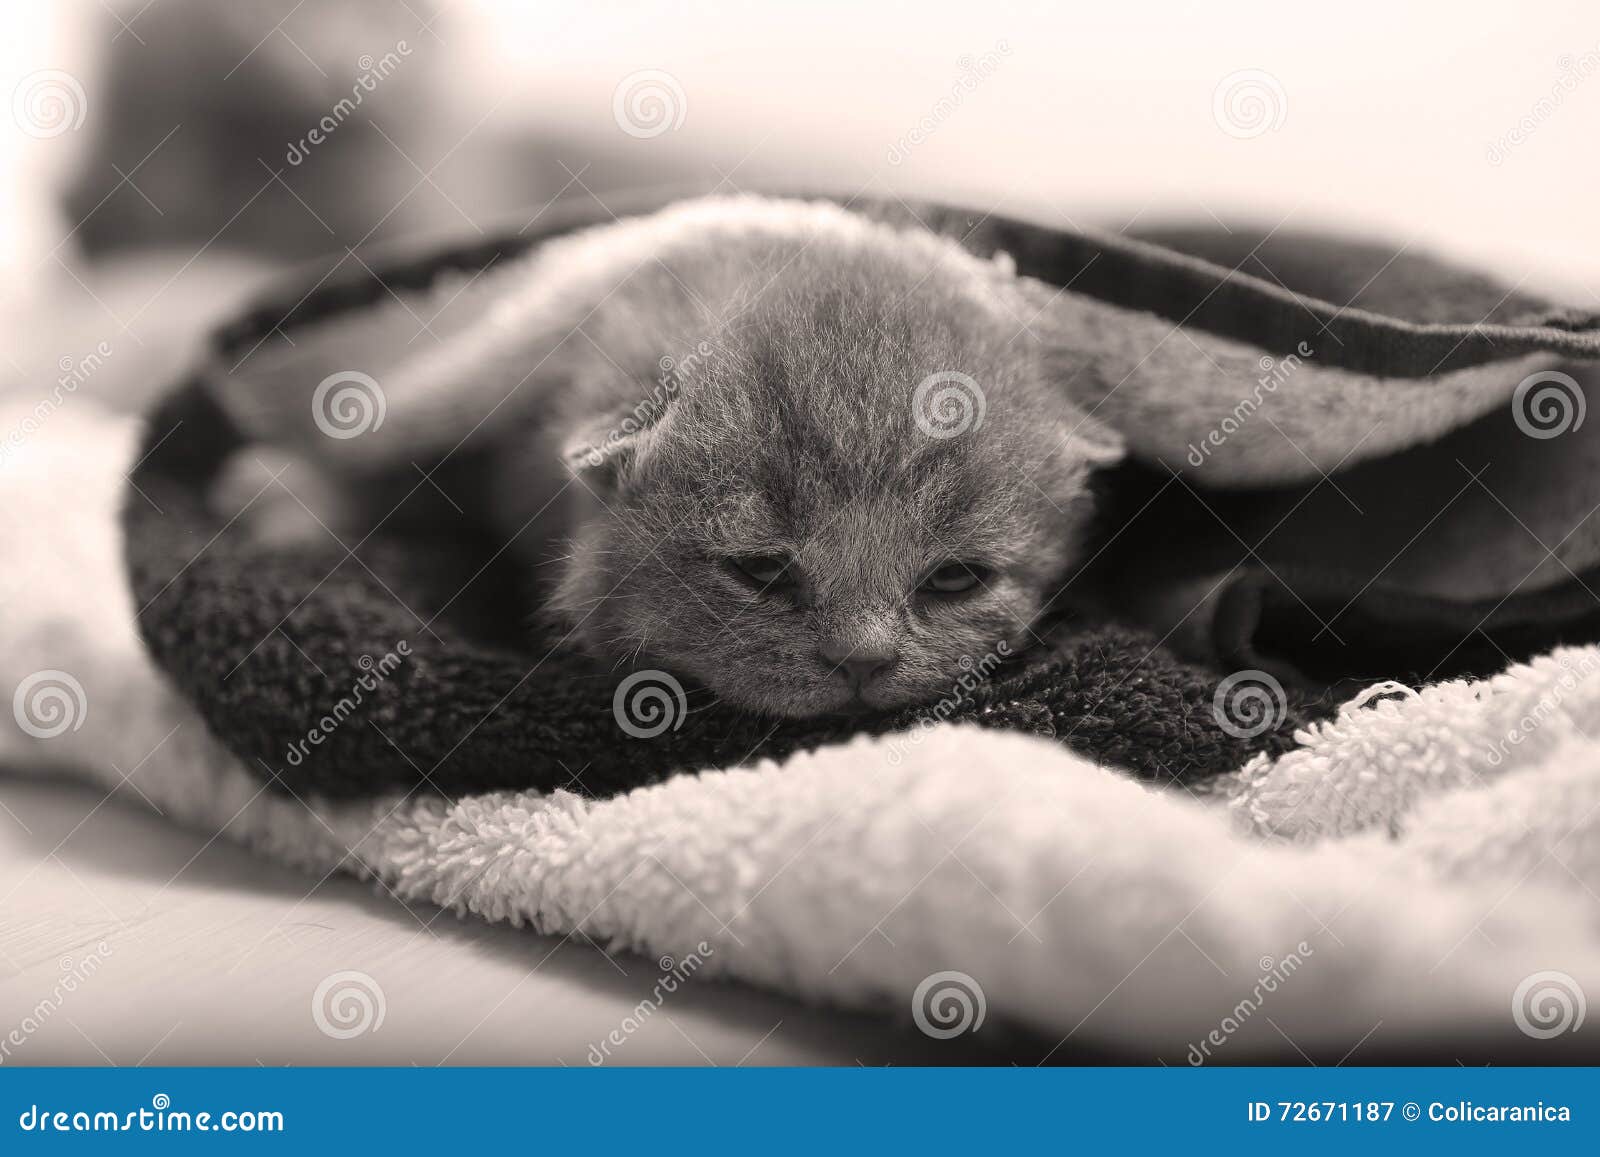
[920,562,989,595]
[728,554,795,589]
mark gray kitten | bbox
[232,197,1126,717]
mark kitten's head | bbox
[550,212,1123,718]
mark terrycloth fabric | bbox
[1226,651,1600,849]
[121,193,1600,802]
[125,383,1309,802]
[5,396,1598,1061]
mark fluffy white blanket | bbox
[3,398,1596,1061]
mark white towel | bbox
[3,397,1595,1060]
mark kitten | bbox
[232,197,1126,718]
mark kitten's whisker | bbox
[564,592,634,609]
[533,549,619,570]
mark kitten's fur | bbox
[242,197,1126,717]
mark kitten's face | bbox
[552,237,1120,718]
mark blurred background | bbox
[5,0,1600,393]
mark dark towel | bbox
[122,190,1600,801]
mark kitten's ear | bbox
[560,400,668,488]
[1060,407,1125,470]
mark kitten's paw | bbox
[211,447,356,548]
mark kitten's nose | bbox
[818,641,899,689]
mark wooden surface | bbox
[0,773,1004,1066]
